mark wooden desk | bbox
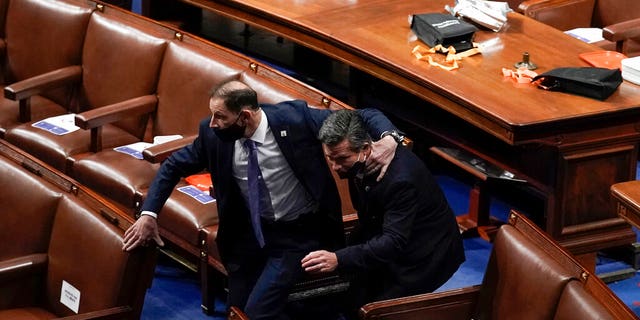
[611,181,640,230]
[146,0,640,258]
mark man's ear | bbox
[363,143,372,161]
[238,109,251,124]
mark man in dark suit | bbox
[122,80,399,319]
[302,110,464,313]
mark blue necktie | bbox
[244,139,270,247]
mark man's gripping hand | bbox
[367,135,398,181]
[122,215,164,251]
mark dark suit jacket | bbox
[141,100,395,261]
[336,147,465,300]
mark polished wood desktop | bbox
[144,0,640,261]
[611,181,640,230]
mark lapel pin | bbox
[280,130,287,137]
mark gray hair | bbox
[318,110,371,151]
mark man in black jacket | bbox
[302,110,464,311]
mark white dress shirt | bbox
[233,109,316,221]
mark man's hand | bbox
[122,215,164,251]
[366,135,398,181]
[301,250,338,274]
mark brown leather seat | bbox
[517,0,640,57]
[0,139,156,320]
[72,39,244,212]
[358,211,635,319]
[4,4,170,173]
[0,0,92,138]
[0,197,154,320]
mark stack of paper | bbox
[565,28,604,43]
[621,56,640,85]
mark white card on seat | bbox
[32,114,80,135]
[60,280,80,313]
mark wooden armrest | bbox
[4,65,82,101]
[142,135,197,163]
[4,66,82,122]
[359,285,480,319]
[0,253,48,283]
[74,95,157,130]
[603,18,640,42]
[57,306,132,319]
[517,0,595,31]
[74,95,157,152]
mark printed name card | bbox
[178,185,216,204]
[32,114,80,135]
[114,135,183,159]
[60,280,80,313]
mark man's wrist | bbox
[139,211,158,219]
[380,130,405,144]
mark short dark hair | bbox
[318,110,371,151]
[209,80,259,113]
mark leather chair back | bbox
[153,40,243,137]
[592,0,640,27]
[77,9,167,139]
[0,157,61,261]
[4,0,91,101]
[475,224,576,319]
[45,196,141,316]
[553,280,614,320]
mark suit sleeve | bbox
[357,108,398,140]
[140,119,211,213]
[304,104,398,139]
[335,181,418,270]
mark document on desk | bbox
[32,114,80,135]
[177,185,216,204]
[565,28,604,43]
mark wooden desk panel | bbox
[150,0,640,255]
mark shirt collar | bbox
[246,109,268,145]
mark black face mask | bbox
[337,152,366,180]
[213,114,246,142]
[338,160,366,180]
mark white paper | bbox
[32,114,80,135]
[114,135,183,159]
[153,134,183,145]
[565,28,604,43]
[60,280,80,313]
[113,142,154,159]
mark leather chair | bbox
[4,4,170,173]
[72,39,244,212]
[517,0,640,57]
[0,197,155,319]
[359,210,636,319]
[0,0,93,137]
[0,139,156,320]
